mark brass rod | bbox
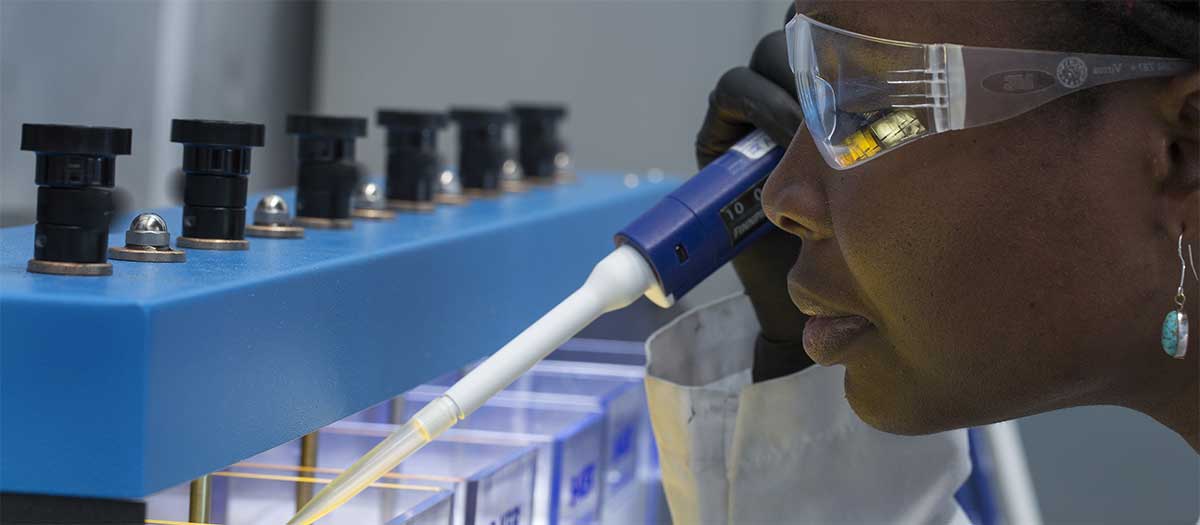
[295,432,319,511]
[187,475,212,523]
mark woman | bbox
[644,1,1198,522]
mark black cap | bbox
[21,124,132,156]
[171,119,265,147]
[448,107,511,126]
[286,114,368,138]
[510,103,568,120]
[377,110,448,129]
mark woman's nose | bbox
[762,132,834,242]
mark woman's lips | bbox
[803,315,874,366]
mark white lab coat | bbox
[644,294,972,524]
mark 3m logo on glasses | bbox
[983,71,1055,94]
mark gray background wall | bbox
[0,0,315,226]
[1,1,1196,522]
[314,0,791,178]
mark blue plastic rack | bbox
[0,173,676,500]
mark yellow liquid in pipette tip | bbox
[288,419,432,525]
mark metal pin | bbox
[434,169,470,206]
[246,195,305,239]
[351,183,396,220]
[389,397,406,425]
[499,159,529,193]
[296,432,319,511]
[553,152,577,184]
[108,213,186,262]
[188,475,212,523]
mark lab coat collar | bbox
[645,293,971,524]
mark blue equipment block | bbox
[0,173,677,500]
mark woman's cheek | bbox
[832,148,1025,369]
[833,165,952,339]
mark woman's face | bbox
[765,0,1199,435]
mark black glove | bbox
[695,21,813,383]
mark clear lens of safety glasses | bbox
[785,14,1193,171]
[786,16,950,170]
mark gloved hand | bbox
[695,18,813,382]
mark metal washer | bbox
[108,246,186,263]
[293,216,354,230]
[176,236,250,251]
[500,180,530,193]
[434,193,470,206]
[524,177,557,187]
[26,259,112,276]
[462,188,503,199]
[352,208,396,220]
[388,200,437,212]
[245,224,305,239]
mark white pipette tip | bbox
[289,395,459,525]
[288,421,427,525]
[288,245,657,524]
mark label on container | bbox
[569,462,597,507]
[719,177,769,246]
[730,130,776,160]
[612,423,635,464]
[490,506,522,525]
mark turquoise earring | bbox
[1162,234,1196,359]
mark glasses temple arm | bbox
[950,46,1194,130]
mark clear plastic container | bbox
[516,361,660,525]
[546,338,647,367]
[498,371,643,503]
[144,468,453,525]
[350,342,654,491]
[424,365,645,505]
[341,341,656,524]
[402,390,606,525]
[245,423,537,525]
[525,356,670,525]
[458,355,665,525]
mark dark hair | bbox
[1046,1,1198,60]
[1054,2,1198,113]
[1096,1,1199,62]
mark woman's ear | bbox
[1156,71,1199,237]
[1158,71,1199,193]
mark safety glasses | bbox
[785,13,1195,170]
